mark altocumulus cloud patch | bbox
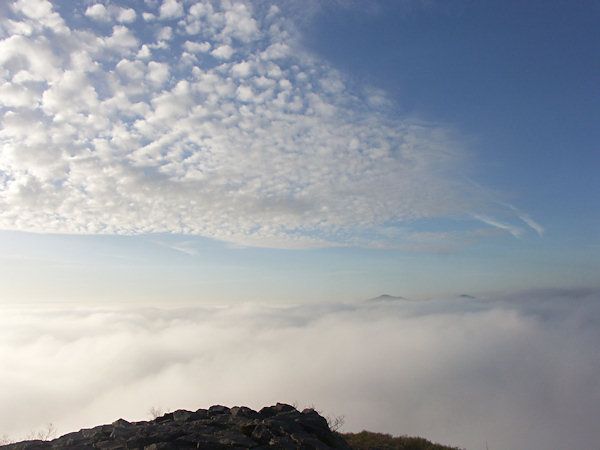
[0,0,531,248]
[0,289,598,449]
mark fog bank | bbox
[1,288,598,449]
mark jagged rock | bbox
[1,403,351,449]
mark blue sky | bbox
[0,0,597,303]
[304,0,599,234]
[0,2,599,448]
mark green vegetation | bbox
[341,430,464,450]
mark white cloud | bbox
[188,2,212,18]
[85,4,137,24]
[116,59,145,80]
[116,7,137,24]
[231,60,253,78]
[0,34,62,82]
[137,44,152,59]
[0,81,39,108]
[146,61,169,85]
[236,84,254,102]
[102,25,140,55]
[0,0,540,249]
[156,26,173,41]
[2,18,34,36]
[159,0,184,20]
[320,74,344,94]
[11,0,67,33]
[0,289,598,449]
[12,0,53,19]
[261,42,290,60]
[142,11,156,21]
[211,44,234,60]
[41,70,99,118]
[84,4,109,21]
[221,2,259,43]
[183,40,211,53]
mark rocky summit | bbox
[1,403,352,449]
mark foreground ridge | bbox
[1,403,351,449]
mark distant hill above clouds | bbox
[366,294,408,303]
[366,294,480,304]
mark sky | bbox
[0,0,598,448]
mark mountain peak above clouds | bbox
[366,294,407,303]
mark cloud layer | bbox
[1,289,599,449]
[0,0,534,248]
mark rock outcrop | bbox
[1,403,351,449]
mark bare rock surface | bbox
[0,403,351,449]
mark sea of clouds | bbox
[1,288,598,449]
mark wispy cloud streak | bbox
[473,213,524,238]
[507,204,545,237]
